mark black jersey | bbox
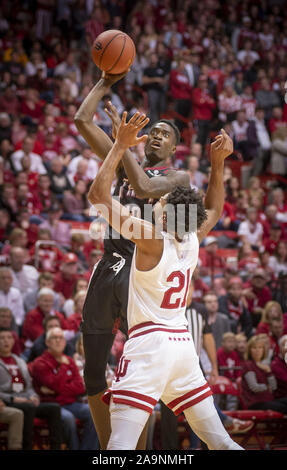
[103,165,171,257]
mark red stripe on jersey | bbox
[167,382,210,409]
[130,327,188,339]
[112,390,157,406]
[173,390,213,416]
[113,398,153,414]
[128,321,187,336]
[129,321,159,335]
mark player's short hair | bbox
[165,186,207,235]
[153,119,181,145]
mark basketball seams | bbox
[106,34,126,73]
[98,32,123,70]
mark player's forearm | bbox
[88,141,125,205]
[121,151,153,197]
[204,160,225,219]
[203,333,218,372]
[74,79,109,124]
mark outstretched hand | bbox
[104,100,121,139]
[115,111,150,149]
[210,128,233,164]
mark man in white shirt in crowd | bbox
[0,267,25,329]
[67,146,99,185]
[237,207,263,249]
[237,40,260,65]
[248,107,271,175]
[9,247,39,295]
[231,110,249,158]
[10,136,46,174]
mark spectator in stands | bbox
[256,301,287,337]
[269,241,287,278]
[28,315,76,363]
[199,237,226,282]
[263,223,284,255]
[192,74,216,153]
[237,39,260,65]
[255,78,281,121]
[65,290,86,334]
[271,335,287,399]
[270,127,287,176]
[186,155,206,190]
[217,332,241,410]
[30,327,99,450]
[29,227,64,272]
[54,51,82,86]
[169,58,193,132]
[203,292,232,350]
[0,267,25,330]
[218,84,242,124]
[40,202,71,247]
[142,52,168,124]
[247,107,271,174]
[21,287,67,351]
[270,188,287,223]
[218,277,253,338]
[0,328,62,450]
[243,268,272,328]
[9,246,39,295]
[67,147,99,186]
[0,184,19,221]
[48,157,72,197]
[268,318,284,359]
[237,207,263,250]
[0,398,23,450]
[241,335,287,414]
[269,106,287,135]
[62,278,88,318]
[235,333,248,366]
[0,208,13,248]
[0,86,20,117]
[231,110,249,158]
[10,136,46,175]
[53,253,79,300]
[62,179,91,222]
[37,173,53,214]
[0,308,21,356]
[20,88,43,124]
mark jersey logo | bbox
[115,356,130,382]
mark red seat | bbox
[210,376,287,449]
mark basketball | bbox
[92,29,136,74]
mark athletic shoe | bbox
[226,418,254,434]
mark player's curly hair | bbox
[165,186,207,235]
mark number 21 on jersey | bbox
[160,268,191,309]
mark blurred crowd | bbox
[0,0,287,451]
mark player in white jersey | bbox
[87,110,242,450]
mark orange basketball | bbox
[92,29,136,74]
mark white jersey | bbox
[127,231,199,330]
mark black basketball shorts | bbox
[81,253,131,395]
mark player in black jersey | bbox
[74,71,190,449]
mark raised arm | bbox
[74,73,124,160]
[197,129,233,244]
[75,78,189,198]
[88,112,161,256]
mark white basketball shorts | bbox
[102,322,213,415]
